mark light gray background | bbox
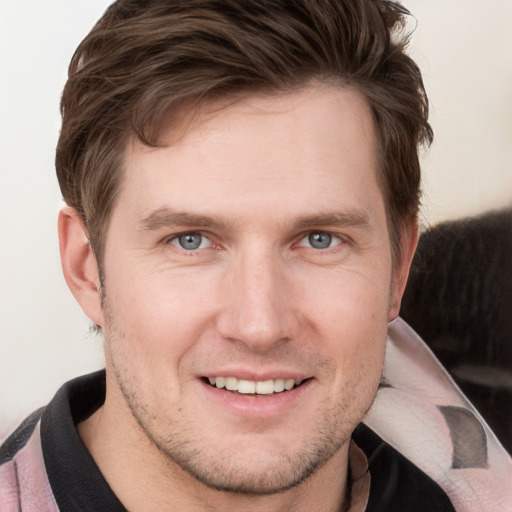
[1,0,511,430]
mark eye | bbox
[169,233,212,251]
[298,232,343,250]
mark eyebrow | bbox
[292,210,371,230]
[137,208,232,231]
[138,207,371,232]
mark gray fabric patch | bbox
[438,405,488,469]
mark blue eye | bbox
[170,233,210,250]
[308,233,332,249]
[298,232,342,250]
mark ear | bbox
[388,217,419,321]
[58,206,104,327]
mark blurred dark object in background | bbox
[401,208,512,453]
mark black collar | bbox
[40,371,454,512]
[41,370,126,511]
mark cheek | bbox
[103,264,218,367]
[322,287,388,416]
[302,270,390,377]
[303,264,392,331]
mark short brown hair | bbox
[56,0,432,267]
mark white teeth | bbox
[273,379,285,392]
[284,379,295,391]
[255,380,274,394]
[225,377,239,391]
[209,376,303,394]
[237,380,256,394]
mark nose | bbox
[216,245,295,352]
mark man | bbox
[0,1,509,510]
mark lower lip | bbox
[200,379,314,418]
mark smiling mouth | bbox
[203,376,308,395]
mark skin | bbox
[60,85,418,511]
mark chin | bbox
[141,416,351,496]
[162,438,347,495]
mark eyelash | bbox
[296,231,344,250]
[164,230,346,254]
[165,232,215,253]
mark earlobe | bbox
[388,218,419,321]
[58,206,104,327]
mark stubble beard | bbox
[113,369,378,497]
[101,294,378,496]
[138,405,350,495]
[110,355,355,496]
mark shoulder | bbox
[0,407,59,512]
[1,407,44,465]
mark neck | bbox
[78,396,351,512]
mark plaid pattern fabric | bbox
[0,417,58,512]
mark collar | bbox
[40,370,454,512]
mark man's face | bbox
[99,86,405,494]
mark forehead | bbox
[118,85,383,228]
